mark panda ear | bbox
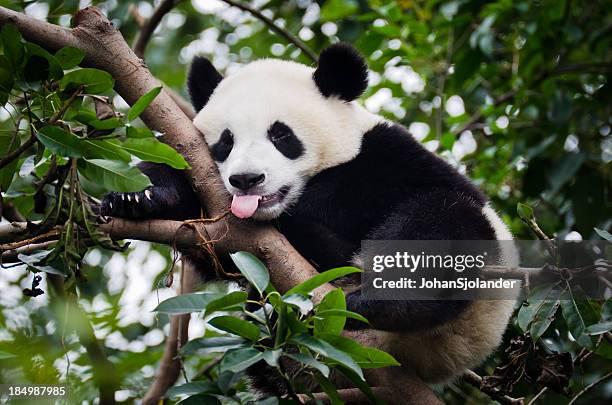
[313,43,368,102]
[188,56,223,111]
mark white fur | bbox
[193,59,382,219]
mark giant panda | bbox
[101,43,516,394]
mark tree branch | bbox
[568,370,612,405]
[142,259,199,405]
[219,0,318,63]
[463,370,524,405]
[132,0,182,59]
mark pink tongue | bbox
[231,195,261,218]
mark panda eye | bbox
[210,129,234,162]
[219,129,234,145]
[268,121,304,160]
[268,121,292,142]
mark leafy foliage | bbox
[157,254,395,403]
[0,0,610,404]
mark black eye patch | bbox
[268,121,304,160]
[210,129,234,162]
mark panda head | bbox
[188,43,380,220]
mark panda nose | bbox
[229,173,265,191]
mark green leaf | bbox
[0,59,15,102]
[209,316,261,341]
[126,126,155,138]
[315,288,347,336]
[176,394,221,405]
[282,294,313,315]
[594,228,612,241]
[549,152,585,194]
[320,334,400,368]
[262,349,282,367]
[166,381,220,398]
[60,68,114,93]
[517,284,560,335]
[17,252,63,275]
[128,86,162,121]
[83,139,131,162]
[229,252,270,295]
[78,158,152,192]
[0,350,16,360]
[336,365,383,405]
[285,267,361,296]
[154,293,222,314]
[0,130,20,190]
[120,138,190,169]
[517,202,534,222]
[24,43,63,81]
[316,309,369,325]
[54,47,85,69]
[1,23,24,70]
[560,288,598,349]
[585,321,612,335]
[315,373,343,405]
[321,0,359,21]
[36,126,83,158]
[220,347,263,372]
[290,334,364,380]
[205,291,248,314]
[181,336,246,355]
[286,353,330,377]
[441,133,455,150]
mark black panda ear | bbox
[313,43,368,101]
[187,56,223,111]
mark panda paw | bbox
[100,188,166,220]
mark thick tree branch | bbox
[132,0,182,59]
[220,0,318,63]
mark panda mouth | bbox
[230,186,290,218]
[259,185,290,207]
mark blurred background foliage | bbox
[0,0,610,404]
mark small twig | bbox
[527,387,547,405]
[1,240,57,262]
[133,0,182,58]
[193,356,222,380]
[128,5,146,28]
[219,0,317,62]
[567,370,612,405]
[0,135,37,170]
[0,227,61,251]
[463,370,524,405]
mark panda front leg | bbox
[100,162,201,220]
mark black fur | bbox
[100,162,200,220]
[101,122,495,333]
[276,122,495,331]
[188,56,223,111]
[268,121,304,160]
[313,43,368,101]
[210,129,234,162]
